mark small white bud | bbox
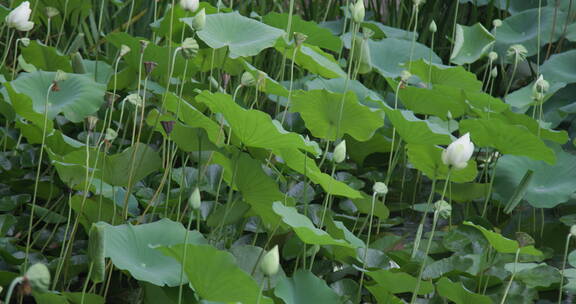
[188,187,202,210]
[350,0,365,24]
[260,245,280,276]
[333,140,347,163]
[373,182,388,195]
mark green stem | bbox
[500,248,521,304]
[558,234,571,304]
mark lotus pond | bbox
[1,0,576,303]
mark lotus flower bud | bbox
[350,0,365,24]
[570,225,576,238]
[333,140,347,163]
[488,51,498,62]
[490,67,498,78]
[434,200,451,219]
[447,111,453,120]
[5,1,34,31]
[441,133,474,170]
[180,0,199,12]
[241,71,256,87]
[492,19,502,29]
[193,8,206,31]
[24,264,50,293]
[189,187,201,210]
[120,45,131,57]
[181,38,199,59]
[45,6,59,18]
[260,245,280,276]
[429,20,437,33]
[373,182,388,195]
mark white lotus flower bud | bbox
[333,140,346,163]
[441,133,474,170]
[241,71,256,87]
[6,1,34,32]
[350,0,365,24]
[188,187,201,210]
[570,225,576,238]
[490,67,498,78]
[373,182,388,195]
[180,0,199,12]
[429,20,437,33]
[260,245,280,276]
[193,8,206,31]
[120,45,131,57]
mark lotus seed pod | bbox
[434,200,451,219]
[241,71,257,87]
[144,61,158,76]
[180,0,199,12]
[429,20,437,33]
[105,128,118,141]
[161,120,175,135]
[44,6,59,18]
[120,45,131,57]
[400,70,412,82]
[294,32,308,46]
[86,116,98,132]
[88,223,106,283]
[333,140,347,163]
[507,44,527,63]
[125,94,143,107]
[181,37,199,59]
[260,245,280,277]
[373,182,388,195]
[488,51,498,62]
[193,8,206,31]
[515,232,535,248]
[351,0,365,24]
[189,187,202,210]
[570,225,576,238]
[533,75,549,95]
[19,37,30,47]
[493,19,502,28]
[54,70,68,82]
[24,263,50,293]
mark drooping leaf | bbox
[450,23,495,65]
[98,219,207,287]
[158,244,273,304]
[368,38,442,78]
[366,269,434,295]
[291,90,383,141]
[21,40,73,72]
[272,202,354,248]
[383,107,452,145]
[436,277,492,304]
[463,221,542,256]
[274,270,342,304]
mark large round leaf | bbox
[368,38,442,78]
[97,219,207,287]
[197,12,285,58]
[541,49,576,84]
[8,71,106,123]
[450,23,495,65]
[494,145,576,208]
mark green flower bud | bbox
[533,75,549,95]
[25,263,50,293]
[333,140,347,163]
[193,8,206,31]
[241,71,257,87]
[490,67,498,78]
[373,182,388,195]
[350,0,365,24]
[189,187,201,210]
[429,20,437,33]
[260,245,280,276]
[294,32,308,47]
